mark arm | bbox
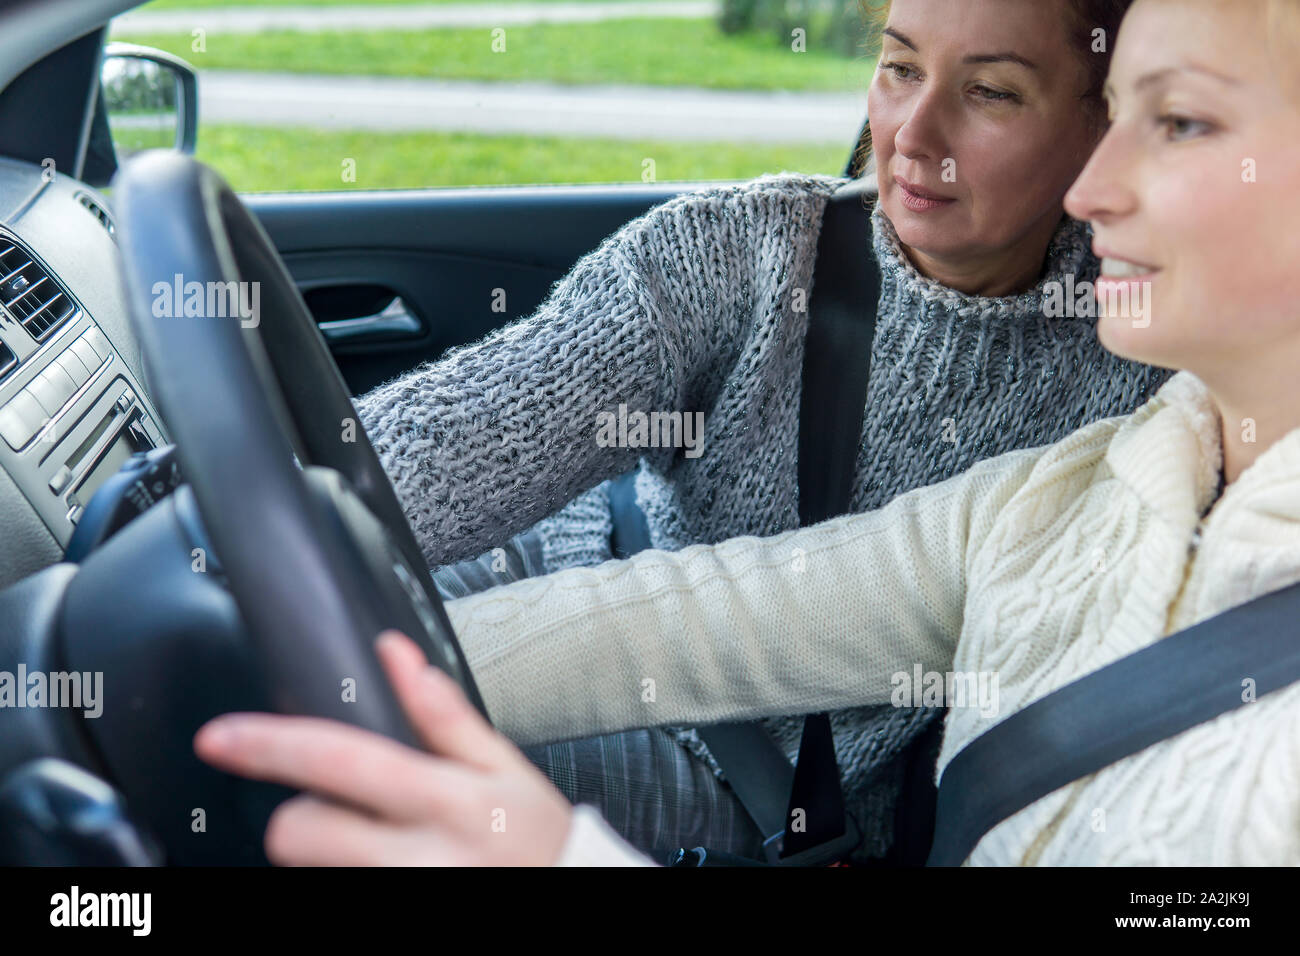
[353,230,669,569]
[353,174,842,569]
[448,443,1049,749]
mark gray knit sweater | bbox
[354,171,1173,857]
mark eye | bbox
[971,85,1019,104]
[1158,114,1214,140]
[882,61,919,81]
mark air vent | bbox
[76,192,116,240]
[0,238,78,342]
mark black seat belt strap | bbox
[797,178,879,530]
[690,721,795,862]
[778,175,880,860]
[607,475,799,859]
[659,177,878,865]
[927,578,1300,865]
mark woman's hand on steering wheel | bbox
[192,631,574,866]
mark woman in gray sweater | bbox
[351,0,1165,861]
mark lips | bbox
[895,176,954,202]
[1100,258,1154,279]
[1094,245,1160,279]
[894,175,957,213]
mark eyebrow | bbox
[881,28,1039,70]
[1129,64,1241,92]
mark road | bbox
[196,71,868,143]
[111,2,722,33]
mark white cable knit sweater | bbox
[448,368,1300,866]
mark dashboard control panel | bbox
[0,229,164,549]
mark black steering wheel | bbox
[111,151,489,746]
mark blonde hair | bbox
[1179,0,1300,99]
[1267,0,1300,98]
[1267,0,1300,34]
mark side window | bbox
[110,0,879,192]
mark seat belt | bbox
[779,175,880,859]
[612,177,880,865]
[926,578,1300,866]
[696,177,880,863]
[609,476,803,861]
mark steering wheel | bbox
[111,151,489,747]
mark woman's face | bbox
[868,0,1100,267]
[1064,0,1300,376]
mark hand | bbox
[193,630,575,866]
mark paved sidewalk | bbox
[197,70,866,142]
[111,2,721,34]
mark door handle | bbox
[317,295,422,344]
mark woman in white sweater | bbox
[194,0,1300,866]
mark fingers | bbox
[265,794,458,866]
[194,629,576,867]
[374,630,521,773]
[194,711,475,824]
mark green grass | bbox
[192,123,848,191]
[117,22,874,90]
[144,0,634,7]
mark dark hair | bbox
[849,0,1134,177]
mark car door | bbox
[245,181,814,396]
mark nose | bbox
[1064,122,1138,224]
[893,84,950,164]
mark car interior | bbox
[0,0,873,865]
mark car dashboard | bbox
[0,156,165,590]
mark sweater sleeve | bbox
[352,227,671,569]
[447,443,1049,749]
[352,173,844,569]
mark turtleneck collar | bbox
[1105,371,1223,528]
[1106,368,1300,535]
